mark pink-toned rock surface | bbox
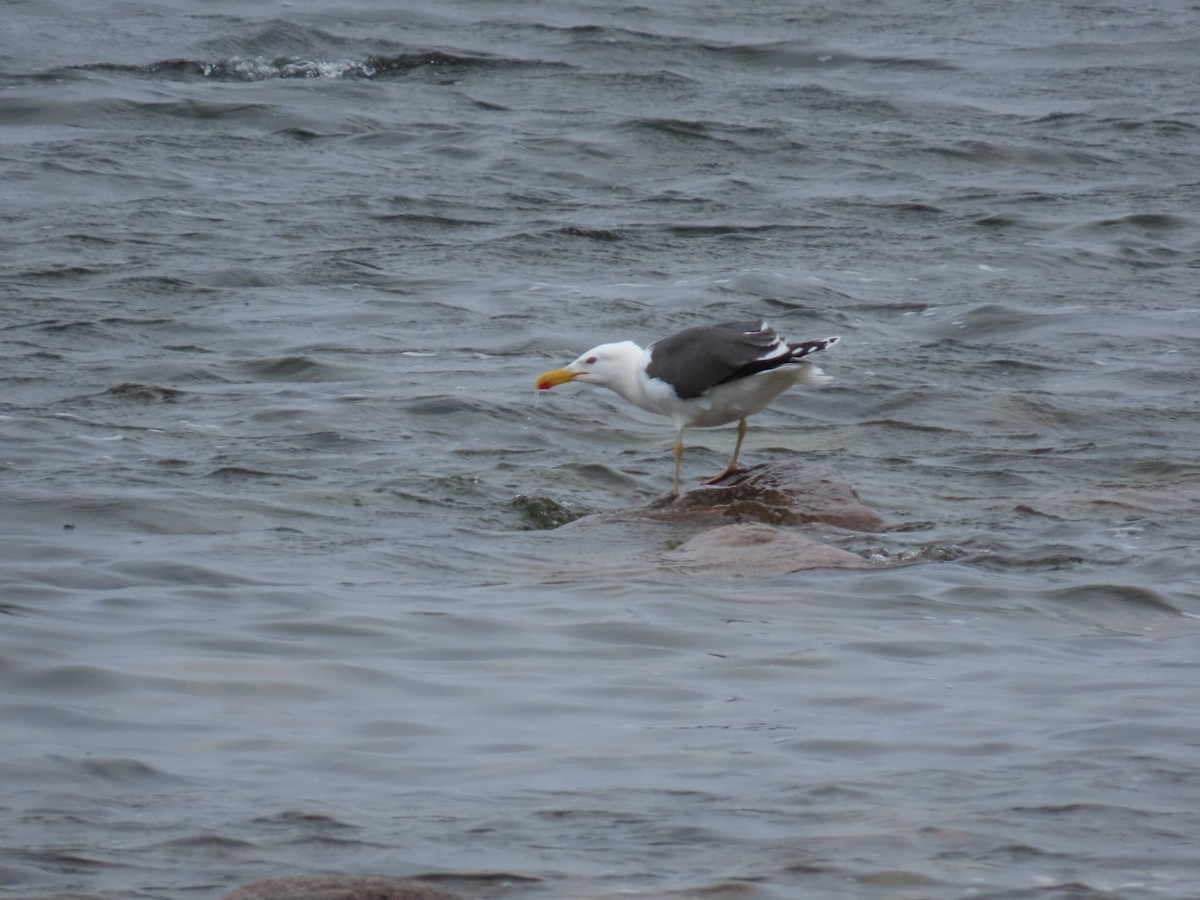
[222,876,464,900]
[663,523,870,575]
[638,461,887,532]
[531,462,887,578]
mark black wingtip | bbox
[787,335,840,359]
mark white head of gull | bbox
[536,320,838,496]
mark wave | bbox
[71,49,566,82]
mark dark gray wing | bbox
[645,321,787,399]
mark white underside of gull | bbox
[633,349,830,429]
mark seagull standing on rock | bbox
[536,320,839,496]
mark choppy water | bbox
[3,2,1200,898]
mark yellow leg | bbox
[703,418,748,485]
[671,430,685,496]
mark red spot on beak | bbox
[535,368,575,391]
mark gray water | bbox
[3,2,1200,898]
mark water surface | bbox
[2,1,1199,898]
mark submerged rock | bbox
[512,493,589,529]
[222,876,464,900]
[533,462,890,576]
[663,523,870,575]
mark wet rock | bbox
[663,523,870,575]
[533,462,888,577]
[222,875,464,900]
[512,493,589,529]
[640,461,887,532]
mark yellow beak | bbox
[536,367,579,391]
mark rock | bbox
[530,462,888,578]
[663,523,870,575]
[639,461,887,532]
[512,493,589,529]
[221,876,464,900]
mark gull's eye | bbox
[586,356,597,365]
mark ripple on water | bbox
[3,2,1200,898]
